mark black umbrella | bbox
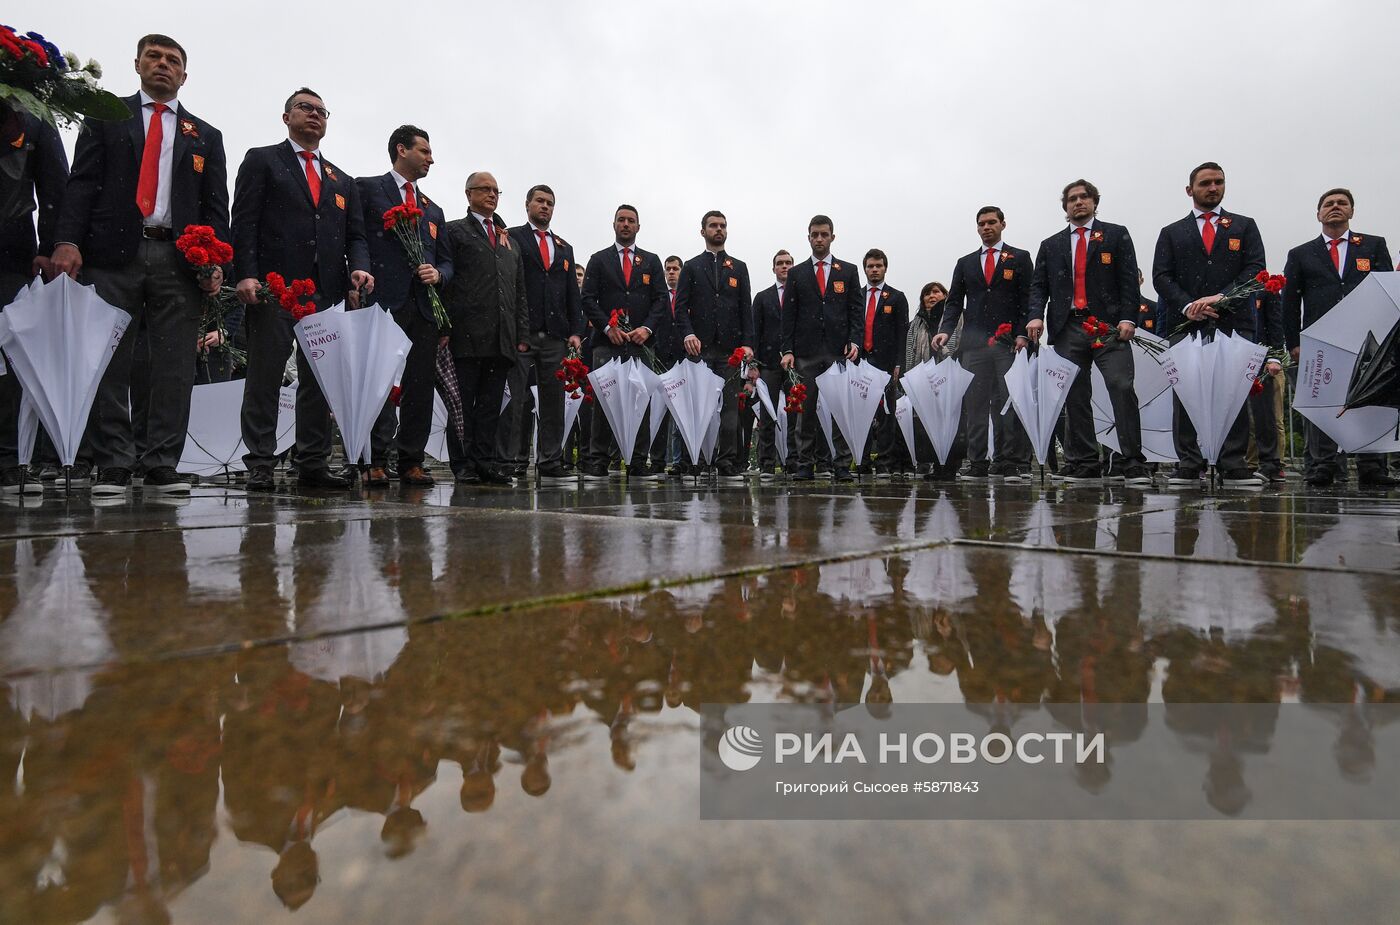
[1342,318,1400,412]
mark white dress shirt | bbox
[389,169,416,205]
[1067,219,1095,264]
[288,138,322,179]
[138,90,177,228]
[1321,232,1349,277]
[1192,207,1218,241]
[530,222,555,265]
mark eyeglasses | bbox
[467,186,502,196]
[291,101,331,118]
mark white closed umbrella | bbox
[1091,331,1179,463]
[1295,273,1400,452]
[815,390,838,459]
[902,356,975,465]
[658,358,724,465]
[1004,344,1079,465]
[894,394,918,466]
[815,360,891,464]
[1163,331,1266,466]
[0,275,131,468]
[295,304,412,465]
[587,357,653,463]
[181,380,297,477]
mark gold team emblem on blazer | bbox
[833,281,846,293]
[191,154,205,173]
[728,276,739,288]
[1218,216,1232,228]
[1357,258,1372,272]
[1228,238,1240,251]
[563,259,569,271]
[1100,253,1113,265]
[334,193,346,210]
[428,222,438,239]
[642,273,651,284]
[1003,268,1015,280]
[883,304,893,314]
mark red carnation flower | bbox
[1255,270,1270,284]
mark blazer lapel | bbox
[171,104,192,187]
[278,141,316,208]
[125,95,145,168]
[1206,211,1226,256]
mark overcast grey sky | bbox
[31,0,1400,297]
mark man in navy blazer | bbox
[857,249,908,478]
[579,204,668,482]
[1152,162,1266,489]
[1028,180,1150,486]
[674,210,754,482]
[358,125,453,487]
[752,250,794,478]
[932,206,1033,481]
[503,184,585,485]
[1282,187,1397,487]
[0,105,68,494]
[232,87,373,491]
[50,34,228,498]
[780,215,861,481]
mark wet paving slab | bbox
[1,480,1398,923]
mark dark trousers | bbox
[370,306,439,469]
[501,331,567,470]
[452,355,511,474]
[583,343,651,470]
[83,240,201,471]
[959,341,1024,465]
[1305,422,1388,481]
[755,367,796,468]
[241,301,334,472]
[1247,373,1281,475]
[795,354,852,470]
[1059,324,1143,470]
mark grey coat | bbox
[442,214,529,359]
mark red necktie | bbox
[1200,212,1216,252]
[815,260,827,296]
[1328,238,1342,274]
[669,289,676,316]
[864,287,879,351]
[403,181,416,208]
[135,101,167,217]
[486,219,497,248]
[983,247,995,286]
[1073,227,1088,309]
[621,247,632,285]
[536,230,551,269]
[300,150,321,206]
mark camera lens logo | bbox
[718,725,764,772]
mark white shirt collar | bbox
[288,138,319,157]
[616,242,635,254]
[1070,218,1096,235]
[1322,230,1350,244]
[981,241,1003,253]
[138,89,177,111]
[389,169,414,192]
[812,254,829,267]
[1192,207,1217,219]
[470,211,495,230]
[529,222,551,236]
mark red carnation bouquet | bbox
[986,322,1017,348]
[1171,269,1286,337]
[783,369,808,414]
[1081,314,1114,350]
[382,204,451,329]
[263,272,317,320]
[177,224,243,363]
[606,308,661,371]
[726,345,755,382]
[556,345,595,403]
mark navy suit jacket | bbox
[751,283,784,369]
[356,173,453,324]
[674,250,754,357]
[781,256,862,359]
[0,110,68,275]
[1282,232,1392,350]
[939,244,1034,344]
[231,140,369,306]
[55,93,228,270]
[1152,210,1266,337]
[508,224,584,342]
[859,284,909,372]
[581,244,668,355]
[1029,221,1140,338]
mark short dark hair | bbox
[615,204,639,221]
[773,249,792,265]
[387,125,428,164]
[864,248,888,267]
[1061,179,1101,208]
[1317,187,1354,210]
[284,87,323,114]
[920,281,947,301]
[808,214,834,232]
[1189,162,1224,185]
[137,34,187,67]
[701,210,726,227]
[526,184,555,204]
[664,255,682,268]
[976,205,1005,222]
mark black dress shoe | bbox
[476,464,513,486]
[1359,474,1400,488]
[247,466,276,492]
[792,466,815,482]
[1304,473,1335,488]
[832,468,854,483]
[334,464,360,483]
[298,468,353,489]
